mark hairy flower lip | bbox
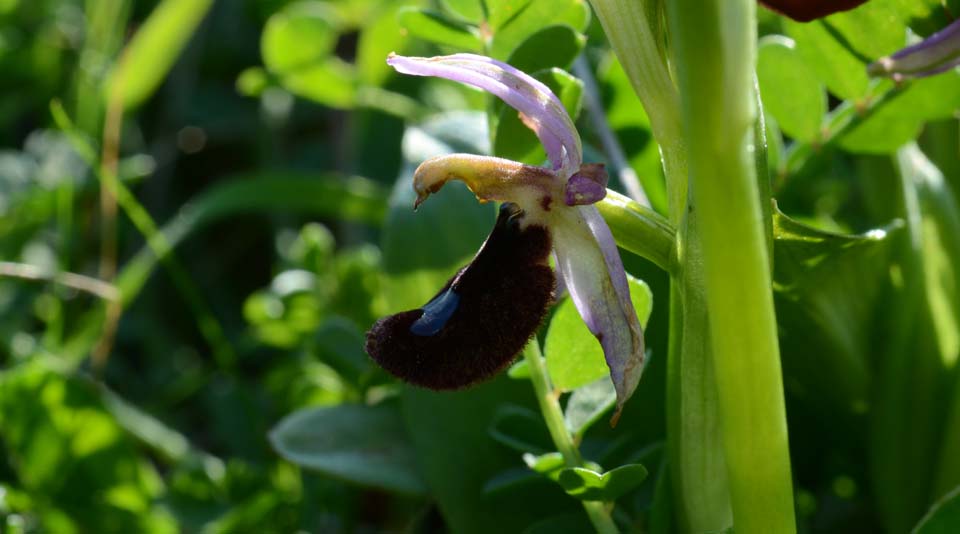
[758,0,868,22]
[379,53,647,423]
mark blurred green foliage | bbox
[0,0,958,532]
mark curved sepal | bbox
[551,206,645,425]
[387,53,582,173]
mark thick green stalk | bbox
[522,342,618,534]
[597,191,677,274]
[666,1,796,533]
[666,222,733,532]
[589,1,736,530]
[588,0,687,220]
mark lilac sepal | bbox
[551,205,645,424]
[387,53,581,172]
[868,18,960,80]
[565,163,608,206]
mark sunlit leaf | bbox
[564,376,617,437]
[107,0,216,109]
[489,0,590,60]
[545,275,652,391]
[397,7,483,51]
[914,486,960,534]
[757,36,825,142]
[773,203,899,410]
[269,402,426,495]
[557,463,648,501]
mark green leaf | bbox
[489,0,590,60]
[839,74,960,153]
[275,57,358,109]
[757,36,825,142]
[269,402,426,495]
[564,376,617,437]
[261,1,339,74]
[507,359,531,379]
[401,378,581,534]
[914,486,960,534]
[0,361,176,532]
[557,463,648,501]
[441,0,484,22]
[397,7,483,50]
[106,0,215,109]
[381,112,495,311]
[482,468,541,496]
[489,405,553,454]
[773,203,899,410]
[260,2,357,108]
[522,513,595,534]
[783,19,869,101]
[785,1,907,101]
[236,67,270,97]
[493,68,583,165]
[523,451,566,480]
[312,317,373,386]
[357,4,412,85]
[505,25,586,73]
[545,274,652,391]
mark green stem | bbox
[666,251,733,532]
[783,79,906,183]
[588,0,687,221]
[598,191,677,274]
[589,2,735,530]
[522,341,618,534]
[667,1,796,533]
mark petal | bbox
[413,153,562,215]
[550,205,644,425]
[366,203,556,389]
[388,53,581,173]
[565,163,609,206]
[868,18,960,80]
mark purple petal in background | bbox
[388,53,581,173]
[868,18,960,80]
[551,205,645,425]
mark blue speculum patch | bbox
[409,289,460,336]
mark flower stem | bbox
[522,341,619,534]
[666,1,796,533]
[597,191,677,274]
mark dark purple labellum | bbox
[365,203,555,390]
[759,0,868,22]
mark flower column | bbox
[666,1,796,533]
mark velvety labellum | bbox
[366,203,555,390]
[759,0,868,22]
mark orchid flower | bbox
[868,18,960,81]
[365,53,645,422]
[759,0,868,22]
